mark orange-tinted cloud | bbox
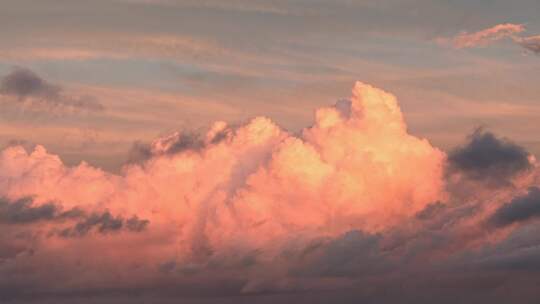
[0,82,539,302]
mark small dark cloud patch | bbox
[127,127,231,164]
[0,197,74,224]
[127,141,154,164]
[60,211,149,237]
[79,211,123,234]
[416,201,446,220]
[0,197,91,226]
[0,197,149,237]
[448,128,531,183]
[488,187,540,228]
[0,67,104,112]
[126,215,150,232]
[0,68,60,100]
[518,36,540,54]
[127,132,204,164]
[162,132,205,154]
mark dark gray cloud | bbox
[125,215,150,232]
[448,128,531,183]
[0,196,148,236]
[0,198,57,224]
[0,68,104,111]
[59,210,149,237]
[0,68,60,100]
[0,197,79,261]
[0,197,83,224]
[488,187,540,228]
[127,127,231,164]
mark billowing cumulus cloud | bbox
[1,82,540,303]
[0,67,104,112]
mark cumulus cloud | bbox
[0,82,540,302]
[0,67,104,111]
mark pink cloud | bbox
[0,82,539,301]
[438,23,525,49]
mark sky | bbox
[1,1,540,303]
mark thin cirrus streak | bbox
[0,82,539,302]
[437,23,525,49]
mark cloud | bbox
[127,124,231,164]
[488,187,540,228]
[437,23,525,49]
[291,230,391,279]
[516,35,540,54]
[125,215,150,232]
[0,197,58,224]
[448,128,533,184]
[0,195,148,237]
[0,197,85,225]
[0,82,540,302]
[0,68,60,100]
[438,23,540,56]
[59,211,149,237]
[0,67,104,112]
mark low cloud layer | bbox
[0,82,539,303]
[0,68,104,111]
